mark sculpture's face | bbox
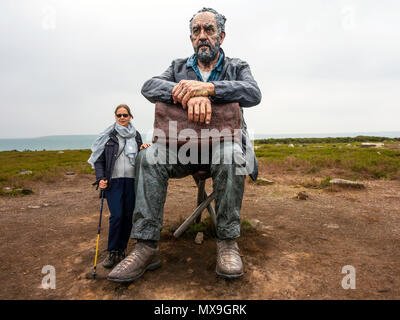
[190,11,225,65]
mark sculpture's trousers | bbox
[131,141,246,241]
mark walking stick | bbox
[92,189,105,279]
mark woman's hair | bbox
[114,104,133,117]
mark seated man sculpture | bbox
[107,7,262,282]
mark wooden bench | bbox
[173,170,216,238]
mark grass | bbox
[256,136,400,144]
[187,217,216,237]
[254,142,400,180]
[0,149,93,196]
[300,176,332,189]
[241,220,252,231]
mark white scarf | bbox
[88,122,137,168]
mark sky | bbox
[0,0,399,139]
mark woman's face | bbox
[115,107,132,127]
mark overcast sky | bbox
[0,0,399,139]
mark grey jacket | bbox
[141,50,262,180]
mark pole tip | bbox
[85,271,96,279]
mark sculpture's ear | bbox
[219,32,226,45]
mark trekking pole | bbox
[92,189,105,279]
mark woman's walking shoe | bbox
[118,249,126,260]
[102,250,119,269]
[107,242,162,283]
[216,240,244,279]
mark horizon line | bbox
[1,130,400,140]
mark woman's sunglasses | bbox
[116,113,129,118]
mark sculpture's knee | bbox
[136,147,150,168]
[212,142,244,166]
[136,144,162,169]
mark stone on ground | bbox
[329,178,365,189]
[194,232,203,245]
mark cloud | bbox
[0,0,399,138]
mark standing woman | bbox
[88,104,150,268]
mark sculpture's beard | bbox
[195,39,220,66]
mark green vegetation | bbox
[248,177,274,185]
[241,220,252,231]
[256,136,400,145]
[187,217,216,237]
[254,141,400,180]
[0,149,92,196]
[300,177,332,189]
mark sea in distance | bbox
[0,132,399,152]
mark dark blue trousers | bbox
[105,178,135,251]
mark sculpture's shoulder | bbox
[169,57,190,74]
[169,57,189,68]
[223,55,249,68]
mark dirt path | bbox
[0,164,399,299]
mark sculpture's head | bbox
[189,8,226,66]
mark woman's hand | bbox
[99,179,108,189]
[140,143,151,150]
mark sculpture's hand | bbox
[172,80,215,109]
[187,96,212,124]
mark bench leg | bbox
[206,198,217,227]
[194,178,217,226]
[196,180,206,224]
[173,191,216,238]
